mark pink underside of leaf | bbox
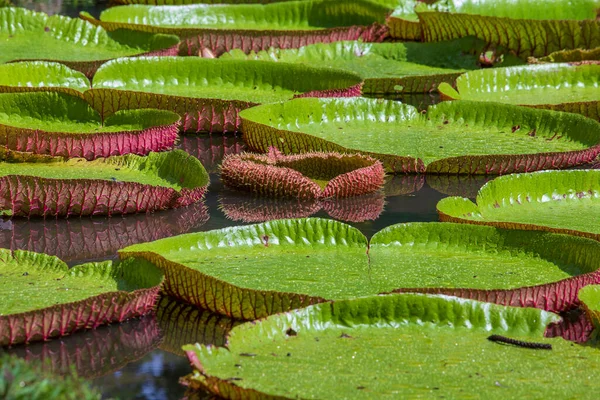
[178,24,390,56]
[294,82,363,99]
[388,271,600,313]
[0,285,160,346]
[0,123,179,160]
[544,309,594,343]
[0,175,207,217]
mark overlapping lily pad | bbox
[120,218,600,319]
[439,63,600,121]
[0,7,180,77]
[579,285,600,329]
[87,57,363,133]
[0,92,180,159]
[81,0,391,56]
[412,0,600,58]
[221,148,385,199]
[0,62,90,97]
[240,98,600,174]
[0,250,163,346]
[222,37,519,94]
[183,294,600,399]
[0,149,209,217]
[437,170,600,242]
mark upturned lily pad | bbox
[81,1,390,56]
[413,0,600,58]
[182,294,600,399]
[0,92,180,160]
[0,203,208,264]
[437,170,600,242]
[0,7,180,77]
[119,218,600,319]
[221,147,385,199]
[240,98,600,174]
[0,62,90,97]
[0,250,163,346]
[219,191,385,223]
[0,149,209,217]
[222,37,518,94]
[531,48,600,63]
[87,57,363,133]
[579,285,600,329]
[439,63,600,121]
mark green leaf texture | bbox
[0,62,90,96]
[240,98,600,174]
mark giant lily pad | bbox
[87,57,363,133]
[531,48,600,63]
[183,294,600,399]
[0,149,209,217]
[0,7,180,77]
[222,37,516,94]
[81,0,390,56]
[0,92,180,160]
[439,63,600,121]
[119,218,600,319]
[413,0,600,58]
[221,147,385,199]
[437,170,600,242]
[0,250,163,346]
[0,62,90,97]
[240,98,600,174]
[579,285,600,330]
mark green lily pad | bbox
[120,218,600,319]
[0,149,209,217]
[414,0,600,58]
[437,169,600,242]
[0,91,181,159]
[182,294,600,399]
[579,285,600,330]
[0,250,163,346]
[81,0,391,56]
[438,63,600,121]
[0,7,180,77]
[531,48,600,63]
[240,97,600,174]
[0,62,90,97]
[222,37,523,94]
[87,57,363,133]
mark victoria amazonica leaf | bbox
[120,218,600,319]
[0,62,90,96]
[437,170,600,242]
[0,149,209,217]
[82,0,391,55]
[439,63,600,121]
[0,92,180,159]
[182,294,600,399]
[0,250,163,346]
[0,8,179,77]
[87,57,363,133]
[240,98,600,174]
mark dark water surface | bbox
[2,1,598,399]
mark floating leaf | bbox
[438,63,600,121]
[415,0,600,58]
[120,218,600,319]
[437,170,600,242]
[0,62,90,97]
[579,285,600,330]
[222,37,511,94]
[0,251,163,346]
[0,7,180,77]
[221,148,385,199]
[240,98,600,174]
[0,202,208,264]
[87,57,363,133]
[81,1,390,56]
[181,294,600,399]
[0,149,209,217]
[0,92,180,160]
[531,48,600,63]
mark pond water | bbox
[2,1,598,399]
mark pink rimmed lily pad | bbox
[0,92,180,160]
[221,148,385,200]
[0,149,209,218]
[0,250,163,346]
